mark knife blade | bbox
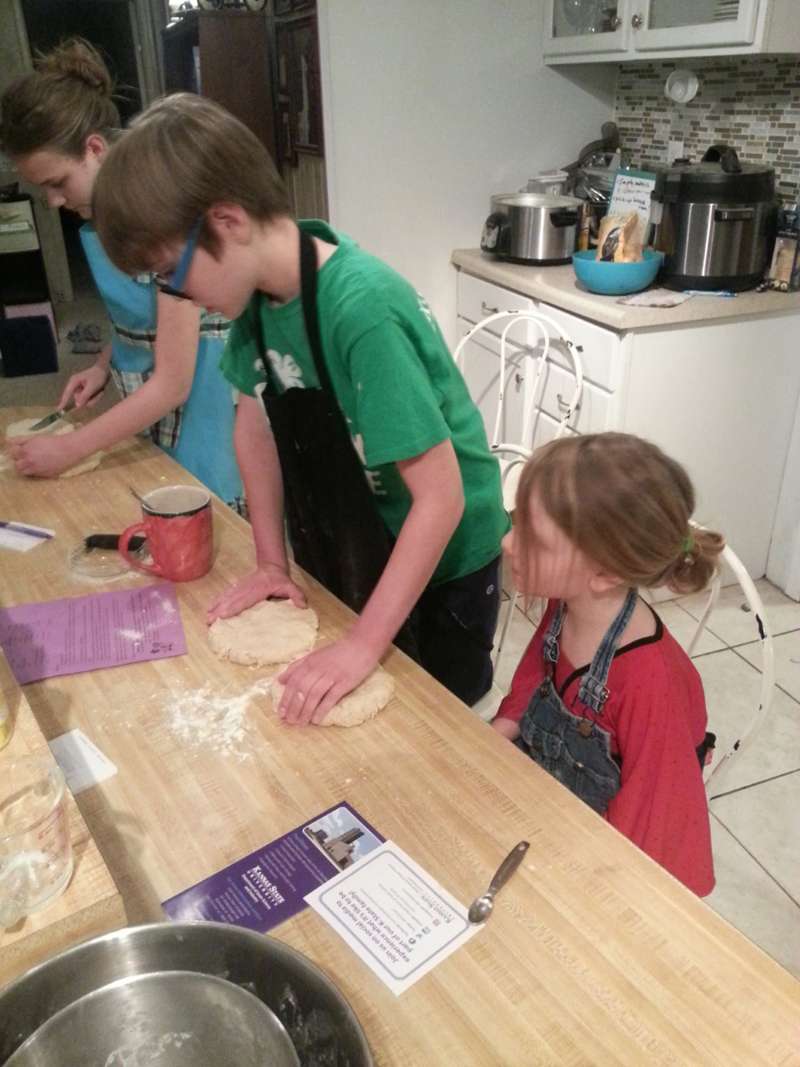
[28,379,110,432]
[28,409,67,432]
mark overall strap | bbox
[542,601,567,665]
[299,228,335,395]
[577,588,638,714]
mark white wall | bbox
[318,0,616,343]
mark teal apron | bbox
[80,225,242,507]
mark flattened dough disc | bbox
[2,417,102,478]
[208,598,319,666]
[271,666,395,727]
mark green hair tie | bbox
[681,535,695,558]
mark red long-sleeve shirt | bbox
[497,602,715,896]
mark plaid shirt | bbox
[110,307,229,451]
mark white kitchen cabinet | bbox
[544,0,628,58]
[456,268,800,578]
[544,0,800,64]
[455,320,530,447]
[456,314,611,442]
[635,0,759,51]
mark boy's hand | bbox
[9,432,81,478]
[276,634,380,726]
[59,363,109,411]
[206,563,306,623]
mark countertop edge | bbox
[451,249,800,332]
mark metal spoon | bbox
[467,840,529,924]
[128,485,147,506]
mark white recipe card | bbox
[305,841,479,995]
[48,729,118,794]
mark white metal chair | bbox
[453,310,585,680]
[684,528,776,795]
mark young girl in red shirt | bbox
[492,432,724,896]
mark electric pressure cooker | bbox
[652,145,777,292]
[480,193,581,265]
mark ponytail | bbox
[660,525,726,596]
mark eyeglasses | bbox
[153,218,203,300]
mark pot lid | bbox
[654,148,774,204]
[492,193,581,209]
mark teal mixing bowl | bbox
[572,249,664,295]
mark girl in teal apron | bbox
[0,37,242,507]
[79,227,242,508]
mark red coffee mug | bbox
[119,485,213,582]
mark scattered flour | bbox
[117,629,143,641]
[156,593,176,615]
[164,679,273,761]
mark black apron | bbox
[258,230,419,657]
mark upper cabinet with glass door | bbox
[636,0,758,50]
[544,0,800,63]
[545,1,629,56]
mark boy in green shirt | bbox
[93,94,509,724]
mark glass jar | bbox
[0,755,73,926]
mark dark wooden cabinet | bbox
[274,12,323,166]
[198,11,277,157]
[160,4,326,218]
[162,10,277,158]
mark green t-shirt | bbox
[220,220,509,585]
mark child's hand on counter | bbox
[206,563,307,623]
[276,633,380,727]
[9,432,81,478]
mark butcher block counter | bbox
[1,406,799,1066]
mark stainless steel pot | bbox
[481,193,580,265]
[6,970,300,1067]
[653,145,777,292]
[0,922,374,1067]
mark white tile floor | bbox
[477,579,800,979]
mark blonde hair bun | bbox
[36,38,113,97]
[664,524,725,596]
[1,37,119,159]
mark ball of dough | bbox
[2,417,102,478]
[271,666,395,727]
[208,598,319,666]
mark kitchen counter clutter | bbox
[452,249,800,586]
[1,405,799,1064]
[452,248,800,331]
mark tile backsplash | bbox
[614,56,800,201]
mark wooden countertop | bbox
[452,248,800,332]
[2,406,799,1065]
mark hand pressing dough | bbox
[271,666,395,727]
[2,417,102,478]
[208,598,319,666]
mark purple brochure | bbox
[163,801,385,933]
[0,583,186,684]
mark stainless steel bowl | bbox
[7,970,300,1067]
[0,922,373,1067]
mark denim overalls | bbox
[518,589,638,815]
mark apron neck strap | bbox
[577,587,638,714]
[299,228,334,395]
